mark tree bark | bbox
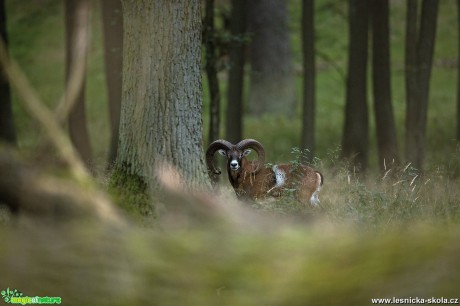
[371,0,399,171]
[225,0,247,143]
[405,0,418,168]
[65,0,92,167]
[0,0,16,145]
[247,0,296,117]
[301,0,315,162]
[405,0,439,170]
[101,0,123,167]
[204,0,221,145]
[118,0,209,192]
[342,0,369,172]
[457,0,460,141]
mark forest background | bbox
[4,0,460,173]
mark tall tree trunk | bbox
[405,0,439,170]
[301,0,315,162]
[0,0,16,145]
[101,0,123,168]
[342,0,369,172]
[371,0,399,171]
[247,0,296,117]
[204,0,221,145]
[118,0,209,192]
[225,0,247,143]
[457,0,460,142]
[65,0,92,167]
[405,0,418,168]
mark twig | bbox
[0,149,125,226]
[0,39,90,183]
[55,0,91,125]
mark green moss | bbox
[108,165,155,223]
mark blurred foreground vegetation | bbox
[1,218,460,305]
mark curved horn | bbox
[206,139,233,175]
[236,139,265,173]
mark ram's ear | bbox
[218,149,227,157]
[243,149,252,156]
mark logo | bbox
[1,288,61,305]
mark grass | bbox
[322,162,460,228]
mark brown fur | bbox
[230,159,323,205]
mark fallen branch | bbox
[0,149,125,226]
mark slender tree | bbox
[301,0,315,162]
[204,0,221,145]
[405,0,439,170]
[101,0,123,167]
[371,0,399,171]
[225,0,247,143]
[457,0,460,142]
[0,0,16,145]
[342,0,369,172]
[247,0,296,117]
[117,0,209,192]
[65,0,92,167]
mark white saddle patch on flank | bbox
[267,165,286,194]
[310,173,322,206]
[310,189,321,206]
[272,165,286,187]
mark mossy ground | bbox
[108,166,155,224]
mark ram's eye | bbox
[242,149,252,157]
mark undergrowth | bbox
[244,146,460,229]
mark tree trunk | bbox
[118,0,209,192]
[65,0,92,167]
[371,0,399,171]
[0,0,16,145]
[457,0,460,141]
[225,0,247,144]
[405,0,439,170]
[301,0,315,162]
[204,0,221,145]
[405,0,418,168]
[247,0,296,117]
[101,0,123,168]
[342,0,369,172]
